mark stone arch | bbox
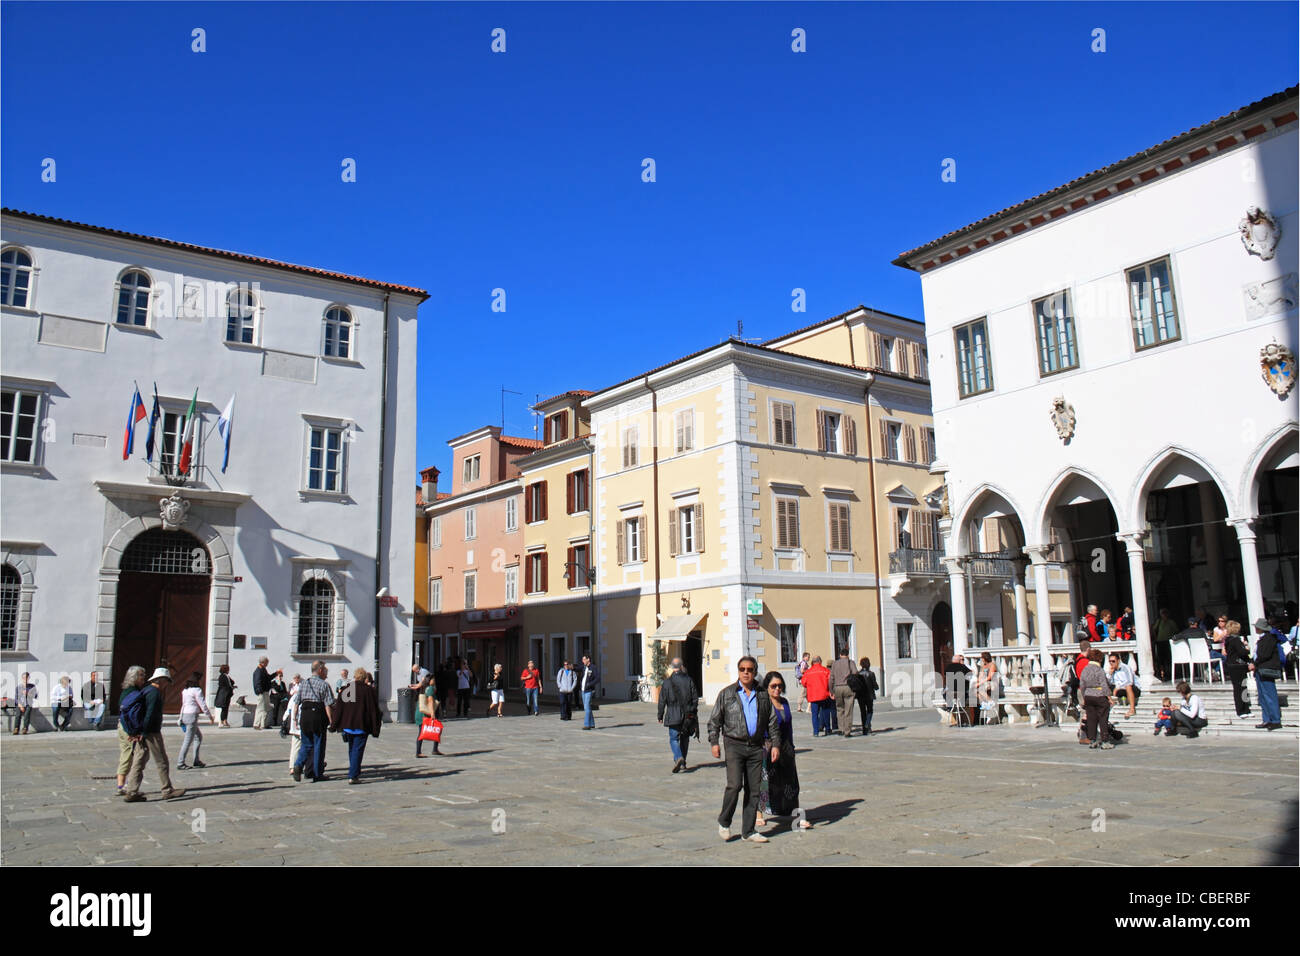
[950,483,1030,555]
[1034,467,1126,543]
[289,561,348,657]
[0,550,35,653]
[1130,445,1237,531]
[103,515,233,576]
[1239,422,1299,518]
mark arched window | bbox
[225,286,258,345]
[323,306,352,359]
[1,247,34,308]
[116,269,152,326]
[297,579,334,654]
[0,564,20,651]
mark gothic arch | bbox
[1239,422,1299,518]
[950,482,1030,554]
[1034,467,1126,543]
[1129,445,1236,530]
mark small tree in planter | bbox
[648,640,669,701]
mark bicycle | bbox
[629,674,653,703]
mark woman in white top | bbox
[1170,681,1207,738]
[177,671,216,769]
[51,676,75,731]
[455,659,475,718]
[285,675,302,775]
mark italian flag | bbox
[177,389,198,474]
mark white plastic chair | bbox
[1169,638,1193,683]
[1188,638,1225,683]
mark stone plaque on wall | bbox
[63,633,88,652]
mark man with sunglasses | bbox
[708,656,781,843]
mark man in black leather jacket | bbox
[708,656,781,843]
[657,658,699,773]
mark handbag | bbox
[680,710,699,739]
[1257,667,1283,681]
[418,717,443,742]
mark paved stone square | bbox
[2,701,1296,866]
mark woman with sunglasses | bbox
[757,671,812,830]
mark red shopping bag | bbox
[419,717,443,742]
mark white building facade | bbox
[895,87,1299,688]
[1,209,425,718]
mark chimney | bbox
[421,466,440,504]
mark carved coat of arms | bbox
[1239,206,1281,261]
[1050,396,1076,442]
[159,492,190,530]
[1260,342,1295,398]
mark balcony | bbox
[889,548,945,575]
[888,549,1021,597]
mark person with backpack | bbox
[851,657,879,735]
[657,657,699,773]
[115,666,147,796]
[292,660,336,782]
[1251,617,1285,730]
[122,667,186,802]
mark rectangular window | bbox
[429,577,442,613]
[674,409,695,453]
[918,346,929,380]
[772,401,795,447]
[833,623,853,657]
[878,337,893,372]
[626,633,643,678]
[462,455,480,485]
[885,422,901,460]
[954,318,994,397]
[922,427,937,465]
[567,469,589,514]
[569,544,590,588]
[622,426,640,468]
[779,623,801,663]
[432,516,442,549]
[668,503,704,556]
[624,516,643,563]
[1034,290,1080,375]
[526,551,548,594]
[526,481,548,523]
[822,412,839,454]
[974,622,990,648]
[465,506,477,540]
[305,425,341,492]
[1127,257,1180,350]
[1052,619,1071,645]
[464,572,476,610]
[897,623,914,660]
[505,566,518,604]
[0,388,41,465]
[828,501,851,552]
[545,412,569,445]
[775,497,800,549]
[505,497,518,532]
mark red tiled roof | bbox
[893,86,1298,270]
[500,435,543,450]
[535,389,595,407]
[1,208,429,299]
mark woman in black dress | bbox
[214,664,236,727]
[759,671,812,830]
[1223,620,1252,718]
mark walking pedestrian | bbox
[853,657,878,735]
[435,659,453,713]
[81,672,108,731]
[830,648,856,738]
[1223,621,1252,718]
[455,659,474,718]
[122,667,186,802]
[577,654,599,729]
[1079,648,1115,749]
[415,672,442,756]
[252,657,277,730]
[520,659,544,716]
[555,659,577,720]
[292,661,336,782]
[285,675,302,775]
[13,672,37,734]
[486,664,506,717]
[213,664,235,727]
[801,655,832,736]
[758,671,811,830]
[176,671,215,770]
[51,676,74,731]
[657,657,699,773]
[115,666,146,795]
[331,667,382,784]
[1251,617,1285,730]
[794,652,811,713]
[335,668,350,694]
[708,656,781,843]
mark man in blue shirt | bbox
[707,656,781,843]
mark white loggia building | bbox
[1,209,425,720]
[893,86,1298,692]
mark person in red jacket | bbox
[800,656,834,737]
[520,660,544,716]
[1082,605,1102,642]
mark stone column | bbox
[1024,546,1056,670]
[945,558,969,656]
[1012,559,1031,647]
[1228,518,1267,631]
[1117,531,1154,682]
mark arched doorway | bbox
[931,601,952,677]
[111,528,212,714]
[1041,472,1130,627]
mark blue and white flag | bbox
[216,394,235,473]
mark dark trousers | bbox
[416,724,440,755]
[456,690,472,717]
[1156,642,1172,680]
[559,691,573,720]
[218,704,230,723]
[718,738,764,837]
[1115,686,1140,709]
[295,731,327,778]
[1171,710,1206,736]
[1083,695,1111,743]
[1227,665,1250,715]
[856,696,873,732]
[343,732,367,780]
[53,704,72,730]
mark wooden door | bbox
[159,576,210,712]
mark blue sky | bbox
[3,1,1297,482]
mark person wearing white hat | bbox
[122,666,186,803]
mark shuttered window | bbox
[674,410,694,453]
[526,481,548,523]
[844,417,857,457]
[903,424,918,463]
[622,427,639,468]
[772,402,795,446]
[669,503,706,556]
[828,502,851,552]
[776,498,800,549]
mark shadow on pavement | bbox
[439,749,496,758]
[1271,798,1298,865]
[807,798,862,826]
[359,766,462,783]
[594,723,646,729]
[172,782,284,797]
[203,758,289,768]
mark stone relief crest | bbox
[1243,272,1298,320]
[159,492,190,530]
[1050,396,1076,442]
[1239,206,1281,261]
[1260,342,1295,398]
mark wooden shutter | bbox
[871,331,884,369]
[525,485,534,524]
[540,552,549,591]
[540,481,548,520]
[816,410,826,452]
[639,517,647,560]
[622,431,630,468]
[694,502,705,553]
[616,521,625,566]
[897,342,911,377]
[891,508,901,550]
[863,331,878,368]
[845,417,858,457]
[904,425,917,463]
[544,417,552,445]
[567,546,575,585]
[668,508,679,557]
[910,342,922,379]
[525,556,534,593]
[566,472,575,515]
[684,411,693,451]
[879,421,890,460]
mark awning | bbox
[652,613,708,640]
[460,628,508,641]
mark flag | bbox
[122,386,146,460]
[144,384,160,463]
[216,394,235,473]
[177,389,198,474]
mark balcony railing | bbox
[888,549,1018,578]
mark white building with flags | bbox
[893,87,1298,706]
[0,209,425,718]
